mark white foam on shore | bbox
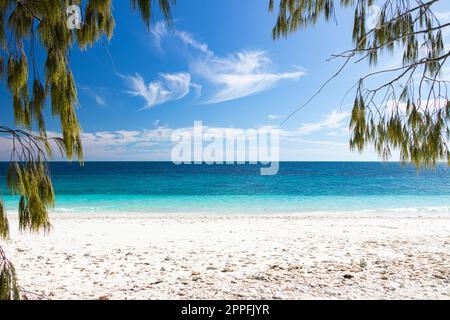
[4,204,450,220]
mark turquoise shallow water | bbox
[1,162,450,214]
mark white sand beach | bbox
[3,213,450,300]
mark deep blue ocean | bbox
[1,162,450,214]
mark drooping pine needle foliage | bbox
[0,0,174,300]
[0,246,20,300]
[269,0,450,167]
[0,201,8,240]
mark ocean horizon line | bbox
[0,160,447,164]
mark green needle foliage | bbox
[0,201,8,240]
[0,0,174,300]
[0,246,20,300]
[270,0,450,168]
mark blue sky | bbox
[1,0,450,160]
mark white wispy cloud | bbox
[77,122,364,160]
[296,110,350,135]
[327,127,350,137]
[193,50,305,104]
[79,86,107,107]
[384,98,449,115]
[151,22,213,56]
[150,21,169,52]
[366,5,381,29]
[76,124,347,153]
[0,119,375,161]
[93,95,106,106]
[267,114,283,120]
[150,22,305,104]
[126,72,193,109]
[176,30,213,56]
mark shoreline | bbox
[6,208,450,220]
[4,213,450,299]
